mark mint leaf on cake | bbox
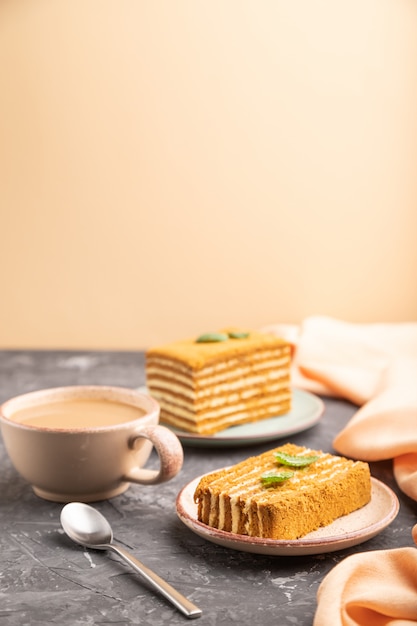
[274,451,319,467]
[261,470,295,485]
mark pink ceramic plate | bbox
[176,475,399,556]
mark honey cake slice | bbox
[193,443,371,539]
[146,329,291,435]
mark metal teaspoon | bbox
[60,502,202,619]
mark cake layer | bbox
[148,377,290,414]
[194,443,372,539]
[156,395,292,434]
[146,349,290,386]
[146,330,290,370]
[147,355,289,391]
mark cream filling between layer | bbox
[147,347,290,379]
[157,394,291,422]
[148,370,290,399]
[150,379,291,413]
[147,355,290,391]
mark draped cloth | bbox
[313,526,417,626]
[262,317,417,500]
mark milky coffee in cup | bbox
[11,398,147,429]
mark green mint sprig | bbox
[196,331,250,343]
[261,470,294,485]
[196,333,229,343]
[274,451,319,468]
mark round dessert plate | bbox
[136,387,324,447]
[176,476,399,556]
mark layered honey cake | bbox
[146,329,291,435]
[194,443,371,539]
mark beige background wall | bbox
[0,0,416,350]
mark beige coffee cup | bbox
[0,385,184,503]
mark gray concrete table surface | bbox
[0,351,416,626]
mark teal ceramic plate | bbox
[137,388,324,448]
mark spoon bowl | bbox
[61,501,113,548]
[60,502,202,619]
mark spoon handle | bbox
[108,544,202,619]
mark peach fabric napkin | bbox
[313,525,417,626]
[262,316,417,500]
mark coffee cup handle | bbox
[124,424,184,485]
